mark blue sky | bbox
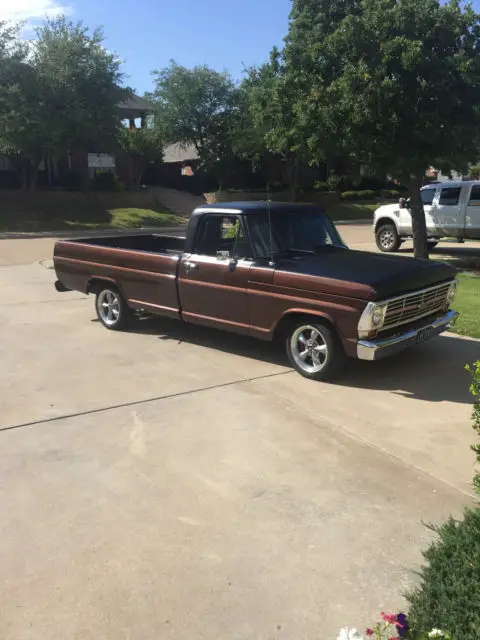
[2,0,292,94]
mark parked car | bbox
[54,202,458,381]
[374,180,480,252]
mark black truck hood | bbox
[274,248,456,300]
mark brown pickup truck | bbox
[54,201,459,381]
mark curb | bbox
[0,225,188,241]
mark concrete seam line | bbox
[0,370,294,434]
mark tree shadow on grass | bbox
[126,316,479,405]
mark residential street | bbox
[0,225,478,639]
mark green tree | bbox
[0,22,47,190]
[290,0,480,258]
[150,61,237,188]
[239,47,310,199]
[34,17,128,182]
[118,119,163,189]
[0,17,128,191]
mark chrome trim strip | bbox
[357,310,458,361]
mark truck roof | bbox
[421,180,480,190]
[192,201,325,216]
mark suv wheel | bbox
[376,223,401,252]
[286,320,346,381]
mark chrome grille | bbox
[382,281,453,331]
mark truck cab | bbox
[374,180,480,251]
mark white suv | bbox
[373,180,480,252]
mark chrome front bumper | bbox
[357,310,459,361]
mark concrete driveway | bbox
[0,228,478,639]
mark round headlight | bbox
[447,281,457,306]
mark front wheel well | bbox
[273,312,338,344]
[375,217,398,233]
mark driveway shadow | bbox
[126,318,478,405]
[342,333,479,404]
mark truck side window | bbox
[195,215,249,258]
[469,186,480,205]
[439,187,461,206]
[420,189,435,205]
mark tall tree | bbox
[239,47,310,199]
[0,17,128,191]
[288,0,480,258]
[0,22,47,190]
[118,119,163,189]
[150,61,237,187]
[34,17,128,178]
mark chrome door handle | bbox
[184,261,199,274]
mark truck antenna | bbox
[266,183,274,266]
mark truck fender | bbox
[273,308,339,340]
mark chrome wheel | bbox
[290,324,329,374]
[97,289,121,327]
[379,229,395,250]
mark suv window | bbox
[469,185,480,204]
[439,187,461,206]
[420,189,436,205]
[195,215,249,258]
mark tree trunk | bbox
[29,161,39,193]
[407,175,429,259]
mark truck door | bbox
[465,184,480,239]
[178,214,252,334]
[431,185,464,237]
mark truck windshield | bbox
[246,211,345,259]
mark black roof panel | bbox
[192,201,325,216]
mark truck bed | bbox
[54,233,186,318]
[67,233,186,255]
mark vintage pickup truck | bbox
[54,202,459,381]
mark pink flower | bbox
[365,630,374,637]
[381,612,398,624]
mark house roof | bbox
[117,93,153,118]
[163,142,200,163]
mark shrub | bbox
[93,170,115,190]
[313,180,329,191]
[466,360,480,494]
[59,169,82,191]
[407,362,480,640]
[340,190,359,199]
[407,507,480,640]
[380,189,400,199]
[340,189,376,200]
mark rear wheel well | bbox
[375,217,398,233]
[274,312,337,343]
[87,278,120,296]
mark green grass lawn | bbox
[327,201,378,221]
[451,273,480,339]
[0,203,185,233]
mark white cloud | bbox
[0,0,72,23]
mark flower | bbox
[381,612,398,624]
[337,627,364,640]
[429,631,445,639]
[365,629,374,637]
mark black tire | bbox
[286,319,346,381]
[95,286,134,331]
[376,223,401,252]
[427,241,438,250]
